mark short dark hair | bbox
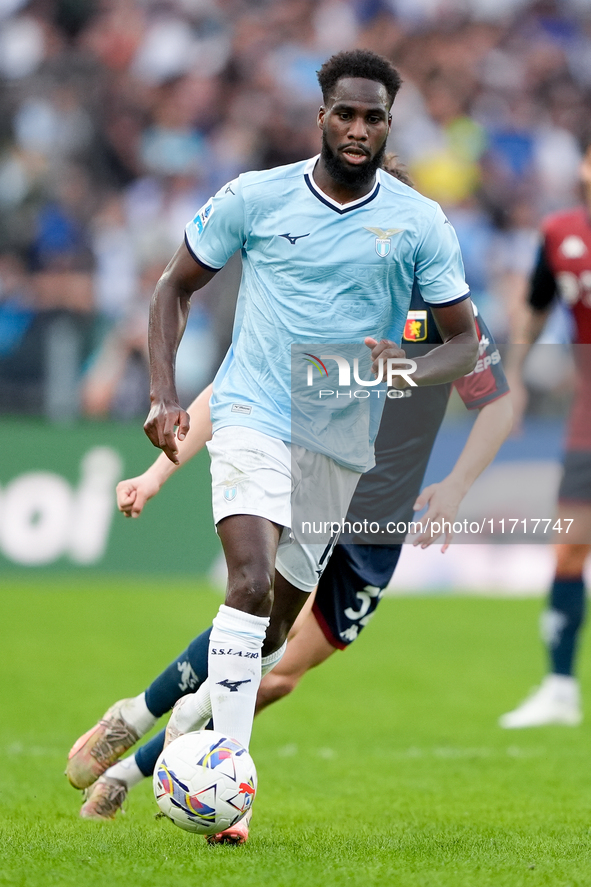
[317,50,402,108]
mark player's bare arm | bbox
[119,383,214,518]
[365,297,478,387]
[413,393,513,550]
[144,243,217,464]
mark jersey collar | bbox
[304,156,381,214]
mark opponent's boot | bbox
[80,776,127,820]
[67,700,140,788]
[499,675,582,728]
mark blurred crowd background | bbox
[0,0,589,421]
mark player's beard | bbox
[321,131,387,189]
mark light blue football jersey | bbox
[184,156,470,471]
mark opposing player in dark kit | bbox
[500,140,591,728]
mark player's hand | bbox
[411,478,463,551]
[364,337,408,388]
[144,398,190,464]
[116,473,162,518]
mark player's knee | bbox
[226,565,274,612]
[556,544,590,577]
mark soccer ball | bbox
[153,730,257,835]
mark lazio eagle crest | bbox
[364,226,405,257]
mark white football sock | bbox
[208,604,269,749]
[170,682,213,734]
[120,693,158,735]
[166,641,287,736]
[104,754,145,788]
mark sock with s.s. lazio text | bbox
[208,605,269,750]
[166,639,288,737]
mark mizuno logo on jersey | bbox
[364,226,404,257]
[225,183,235,195]
[279,233,310,244]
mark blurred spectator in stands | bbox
[1,0,591,417]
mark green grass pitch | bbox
[1,577,591,887]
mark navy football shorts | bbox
[559,450,591,504]
[312,542,402,649]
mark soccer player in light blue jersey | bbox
[141,49,478,806]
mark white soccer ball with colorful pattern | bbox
[153,730,257,834]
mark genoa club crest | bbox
[403,310,427,342]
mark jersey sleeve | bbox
[528,241,558,311]
[453,310,509,409]
[414,204,470,306]
[184,177,246,271]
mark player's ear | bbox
[317,106,325,129]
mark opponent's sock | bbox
[208,605,269,749]
[119,694,158,735]
[135,729,167,777]
[144,628,211,717]
[104,754,145,789]
[541,576,586,676]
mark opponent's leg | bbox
[66,628,212,788]
[79,730,166,820]
[545,542,589,677]
[500,503,591,728]
[256,609,336,710]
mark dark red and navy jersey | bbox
[344,285,509,538]
[529,207,591,450]
[530,207,591,343]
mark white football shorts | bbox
[207,426,361,592]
